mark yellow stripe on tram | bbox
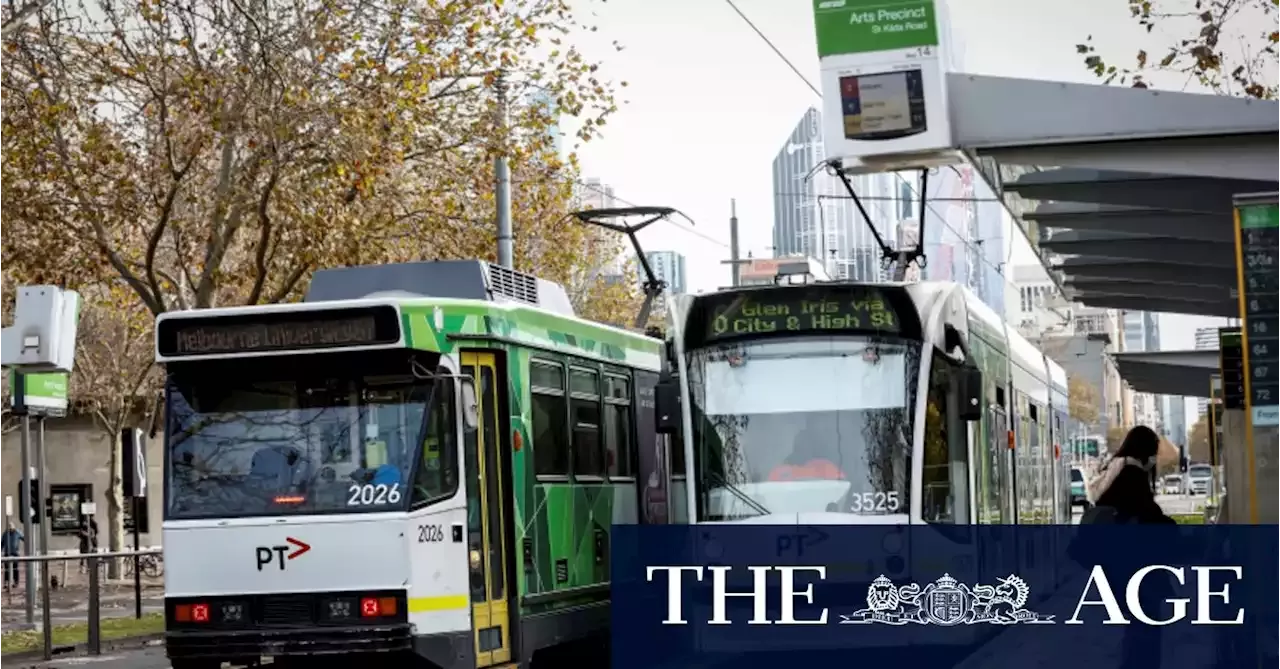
[408,594,471,612]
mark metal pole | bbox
[891,251,911,282]
[36,416,52,661]
[494,71,514,269]
[87,553,101,655]
[20,413,35,624]
[132,497,142,618]
[729,199,741,287]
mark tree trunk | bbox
[106,429,124,580]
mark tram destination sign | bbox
[690,284,919,346]
[1219,327,1245,411]
[1235,196,1279,427]
[157,305,402,357]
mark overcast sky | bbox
[557,0,1260,384]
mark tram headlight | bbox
[324,597,356,621]
[219,602,245,623]
[469,549,483,570]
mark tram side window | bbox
[604,374,634,478]
[923,352,971,524]
[570,368,605,477]
[412,374,459,506]
[531,360,570,477]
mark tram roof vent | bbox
[304,260,575,317]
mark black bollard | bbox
[132,497,142,619]
[87,554,101,655]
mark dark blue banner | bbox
[611,525,1278,669]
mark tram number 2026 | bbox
[417,524,445,543]
[347,483,402,506]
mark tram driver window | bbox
[412,373,459,506]
[923,352,971,524]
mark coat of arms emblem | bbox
[840,573,1055,626]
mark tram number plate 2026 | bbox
[418,524,445,543]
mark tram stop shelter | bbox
[943,73,1278,399]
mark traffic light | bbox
[1180,456,1188,473]
[17,478,41,524]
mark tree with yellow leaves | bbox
[3,0,629,553]
[1187,413,1212,463]
[1155,437,1180,475]
[1068,375,1101,425]
[1106,425,1130,454]
[1075,0,1277,99]
[70,290,163,574]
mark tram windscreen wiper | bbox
[706,471,770,518]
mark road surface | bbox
[8,644,170,669]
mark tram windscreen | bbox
[164,351,457,519]
[689,337,919,521]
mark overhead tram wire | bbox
[574,178,732,249]
[507,172,731,249]
[723,0,1009,279]
[723,0,821,98]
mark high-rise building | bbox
[1010,264,1070,340]
[643,251,687,295]
[1122,311,1164,430]
[1194,326,1219,418]
[576,177,628,282]
[528,90,563,158]
[771,107,894,284]
[579,177,615,211]
[770,108,1005,314]
[1164,395,1188,448]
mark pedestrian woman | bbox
[77,516,99,574]
[1088,425,1173,524]
[1085,425,1176,669]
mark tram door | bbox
[461,352,513,666]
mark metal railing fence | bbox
[1,549,163,661]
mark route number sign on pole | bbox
[1233,192,1278,524]
[1219,327,1245,410]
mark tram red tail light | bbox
[174,602,210,623]
[359,596,398,618]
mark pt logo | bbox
[255,537,311,571]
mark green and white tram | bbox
[158,260,669,669]
[655,279,1071,528]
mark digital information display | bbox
[1219,327,1245,411]
[839,69,926,141]
[1236,199,1278,427]
[157,306,401,357]
[1228,190,1280,527]
[690,285,918,347]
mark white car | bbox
[1161,475,1183,495]
[1186,466,1212,495]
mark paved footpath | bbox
[7,644,173,669]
